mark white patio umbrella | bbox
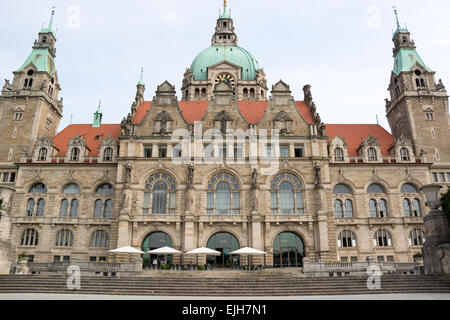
[230,247,267,267]
[185,247,221,266]
[108,246,145,254]
[148,246,182,267]
[108,246,145,262]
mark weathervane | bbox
[393,6,400,28]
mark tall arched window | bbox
[29,183,47,193]
[90,230,110,248]
[374,230,393,247]
[143,173,177,215]
[26,199,35,217]
[412,199,422,217]
[403,199,412,217]
[334,200,343,218]
[400,148,410,161]
[20,229,39,247]
[401,184,422,217]
[270,173,304,215]
[338,231,357,248]
[207,173,240,215]
[55,229,74,247]
[60,199,69,217]
[369,199,378,217]
[334,148,344,161]
[36,198,45,216]
[409,229,425,246]
[344,200,354,218]
[70,199,79,217]
[93,184,114,218]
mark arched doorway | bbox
[142,232,173,268]
[206,232,240,268]
[273,232,305,268]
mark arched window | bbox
[416,78,421,88]
[338,231,357,248]
[273,232,305,268]
[142,232,174,267]
[103,148,113,161]
[143,173,177,215]
[401,183,419,193]
[270,173,304,215]
[412,199,422,217]
[207,173,240,215]
[36,198,45,216]
[26,199,35,217]
[420,79,426,87]
[403,199,412,217]
[333,184,352,194]
[334,148,344,161]
[104,199,113,218]
[194,88,200,99]
[70,199,79,217]
[374,230,392,247]
[55,229,73,247]
[63,183,81,194]
[70,148,80,161]
[243,88,249,99]
[250,88,256,99]
[409,229,425,246]
[379,199,388,217]
[96,184,115,195]
[201,88,207,99]
[94,199,103,218]
[367,184,386,194]
[334,200,343,218]
[90,230,110,248]
[369,199,378,217]
[38,148,48,161]
[60,199,69,217]
[368,148,378,161]
[20,229,39,246]
[29,183,47,193]
[344,200,354,218]
[400,148,410,161]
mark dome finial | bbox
[138,67,145,85]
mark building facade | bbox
[0,3,449,268]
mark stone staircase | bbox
[1,274,450,296]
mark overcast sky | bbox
[1,0,449,133]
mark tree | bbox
[442,189,450,227]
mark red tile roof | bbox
[54,124,122,156]
[132,101,152,124]
[237,101,269,124]
[325,124,394,156]
[178,101,210,124]
[295,101,315,124]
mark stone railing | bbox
[26,260,142,277]
[303,258,423,277]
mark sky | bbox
[1,0,449,133]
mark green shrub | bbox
[18,253,29,259]
[198,265,205,271]
[161,265,171,270]
[413,253,423,259]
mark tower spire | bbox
[48,7,55,30]
[138,67,145,86]
[393,6,400,29]
[93,100,103,128]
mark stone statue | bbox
[314,162,323,189]
[250,169,259,212]
[251,169,258,190]
[187,165,194,189]
[3,79,11,91]
[437,79,445,90]
[40,80,47,91]
[124,162,133,188]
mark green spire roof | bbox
[93,100,103,128]
[393,49,433,75]
[16,48,56,74]
[40,7,56,37]
[392,7,409,39]
[138,67,145,86]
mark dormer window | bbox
[400,148,410,161]
[70,148,80,161]
[38,148,48,161]
[103,148,113,161]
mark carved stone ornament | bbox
[35,136,53,149]
[99,134,117,149]
[395,134,411,147]
[361,134,380,147]
[68,134,86,147]
[273,111,293,122]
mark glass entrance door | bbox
[207,232,240,268]
[273,232,305,268]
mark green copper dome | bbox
[190,45,260,81]
[393,48,433,75]
[16,48,56,75]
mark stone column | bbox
[423,210,450,274]
[183,216,196,265]
[251,214,264,266]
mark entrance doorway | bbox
[273,232,305,268]
[142,232,173,268]
[206,232,240,268]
